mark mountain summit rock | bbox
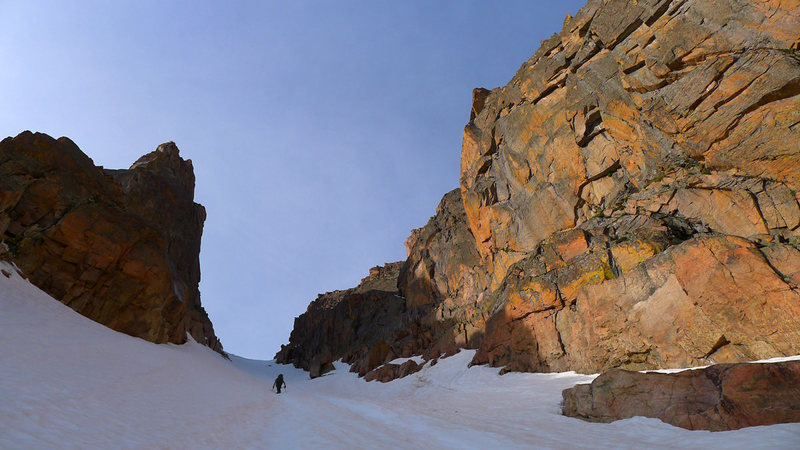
[0,131,221,353]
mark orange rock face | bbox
[562,360,800,431]
[279,0,800,389]
[463,0,800,373]
[461,0,800,281]
[0,131,222,352]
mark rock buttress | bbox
[0,131,222,353]
[275,262,407,378]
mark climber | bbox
[272,374,286,394]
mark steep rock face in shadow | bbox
[398,189,489,355]
[275,262,409,378]
[279,0,800,386]
[276,191,488,379]
[0,131,222,353]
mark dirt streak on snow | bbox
[2,262,800,449]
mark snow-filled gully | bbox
[2,262,799,449]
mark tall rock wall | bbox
[462,0,800,374]
[461,0,800,281]
[0,131,222,352]
[279,0,800,380]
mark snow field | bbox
[2,262,800,449]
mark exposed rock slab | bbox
[0,131,221,352]
[562,360,800,431]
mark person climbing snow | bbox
[273,374,286,394]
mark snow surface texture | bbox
[2,261,800,449]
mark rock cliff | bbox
[278,0,800,386]
[463,0,800,373]
[0,131,222,352]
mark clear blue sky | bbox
[0,1,586,359]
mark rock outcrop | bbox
[364,359,423,383]
[562,360,800,431]
[278,0,800,389]
[471,217,800,374]
[275,262,409,377]
[0,131,222,352]
[277,190,494,378]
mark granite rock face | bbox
[0,131,222,352]
[278,0,800,387]
[562,360,800,431]
[277,191,490,378]
[462,0,800,274]
[464,0,800,373]
[472,216,800,374]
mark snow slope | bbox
[2,262,800,449]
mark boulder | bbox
[465,0,800,373]
[364,360,423,383]
[562,360,800,431]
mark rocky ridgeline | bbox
[0,131,222,353]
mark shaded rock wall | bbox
[0,131,221,352]
[398,189,489,353]
[275,262,411,377]
[562,360,800,431]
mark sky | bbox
[0,0,586,359]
